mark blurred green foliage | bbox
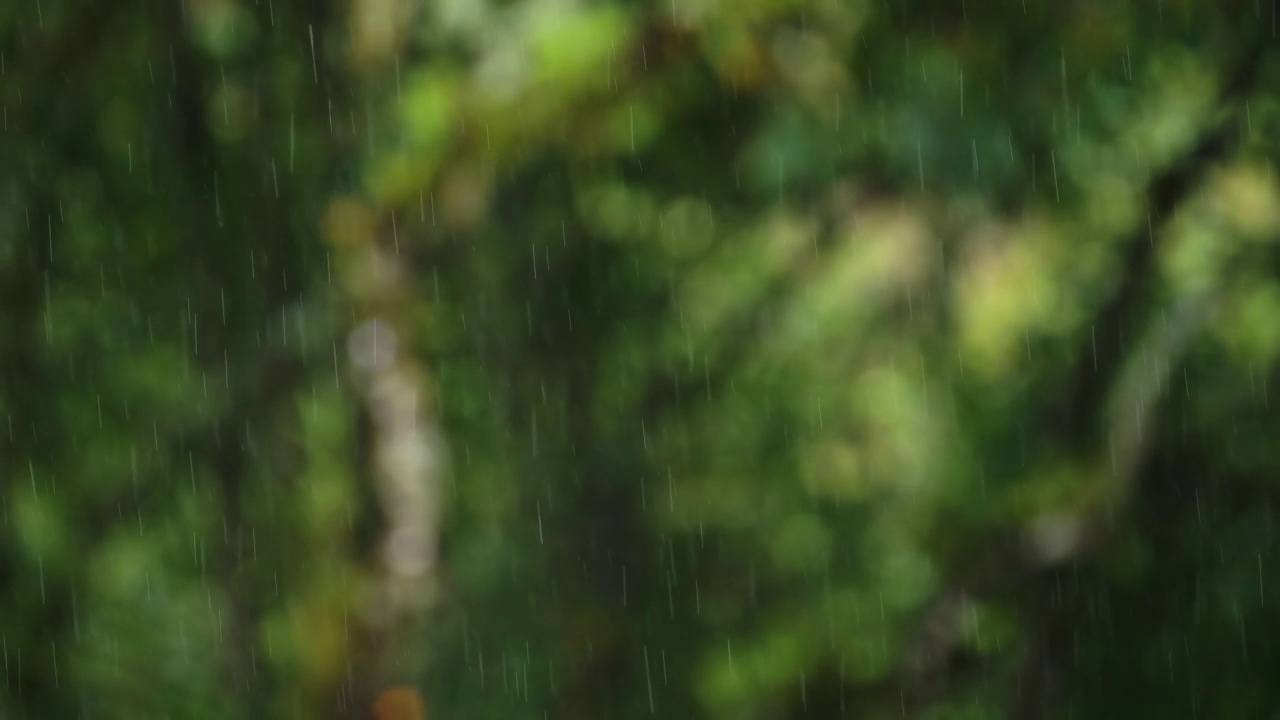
[6,0,1280,718]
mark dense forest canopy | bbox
[5,0,1280,718]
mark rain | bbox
[3,0,1280,719]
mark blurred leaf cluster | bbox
[6,0,1280,718]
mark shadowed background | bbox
[4,0,1280,718]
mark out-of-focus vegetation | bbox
[5,0,1280,717]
